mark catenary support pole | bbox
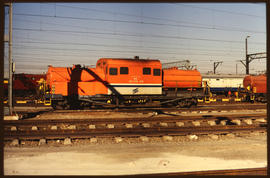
[8,2,13,115]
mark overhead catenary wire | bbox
[11,44,245,58]
[12,27,266,45]
[6,3,266,75]
[48,3,266,29]
[13,13,266,34]
[13,40,247,53]
[172,3,265,19]
[10,16,266,51]
[12,20,264,51]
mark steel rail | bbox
[4,113,266,126]
[51,103,266,113]
[130,167,267,176]
[4,125,266,140]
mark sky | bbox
[4,3,266,77]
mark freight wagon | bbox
[242,74,266,103]
[202,74,245,97]
[3,73,46,100]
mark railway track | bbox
[52,103,266,113]
[134,167,267,176]
[4,113,266,144]
[4,124,266,140]
[12,103,266,120]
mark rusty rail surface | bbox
[52,103,266,113]
[131,167,267,176]
[4,113,266,125]
[4,124,266,140]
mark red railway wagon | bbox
[4,73,46,98]
[45,57,205,109]
[243,74,266,102]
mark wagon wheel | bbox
[177,100,187,108]
[51,100,65,110]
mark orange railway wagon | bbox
[162,67,204,104]
[45,57,205,109]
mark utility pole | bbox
[245,36,250,74]
[240,52,267,75]
[240,36,266,75]
[8,2,13,115]
[213,61,222,74]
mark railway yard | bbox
[3,2,268,175]
[3,102,267,175]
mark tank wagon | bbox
[242,74,266,103]
[44,57,205,109]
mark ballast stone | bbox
[10,139,19,146]
[192,121,200,126]
[162,136,173,141]
[115,137,123,143]
[89,125,96,129]
[51,125,57,130]
[125,124,133,128]
[220,120,227,125]
[187,135,198,140]
[142,123,150,128]
[10,126,17,131]
[140,136,149,142]
[67,125,76,130]
[90,138,98,143]
[107,124,114,129]
[176,122,184,127]
[209,134,219,140]
[64,138,72,145]
[39,139,46,146]
[231,119,241,125]
[31,126,38,131]
[159,122,168,127]
[244,119,252,125]
[208,120,216,126]
[226,133,235,138]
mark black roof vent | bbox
[134,56,139,60]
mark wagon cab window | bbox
[109,68,118,75]
[153,69,161,76]
[143,67,151,75]
[120,67,129,74]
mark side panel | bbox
[78,82,107,95]
[202,78,243,88]
[107,84,162,95]
[52,82,68,96]
[47,66,107,97]
[163,69,202,88]
[104,59,162,95]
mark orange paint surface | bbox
[97,58,162,84]
[78,82,107,95]
[47,65,107,96]
[163,68,202,88]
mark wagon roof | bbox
[98,58,161,65]
[202,74,246,78]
